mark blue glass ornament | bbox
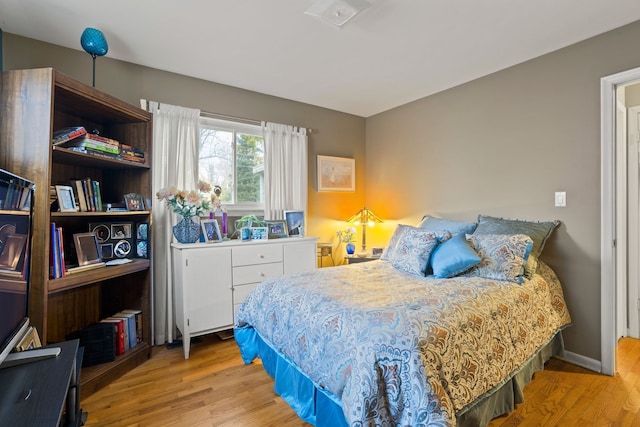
[80,28,108,57]
[80,28,108,87]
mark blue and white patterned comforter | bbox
[235,260,571,426]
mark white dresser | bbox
[171,237,318,359]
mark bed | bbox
[235,216,572,426]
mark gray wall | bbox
[366,20,640,360]
[2,33,367,249]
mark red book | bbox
[101,318,125,355]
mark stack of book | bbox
[63,133,121,158]
[120,144,145,163]
[2,179,32,211]
[51,126,147,164]
[52,126,87,145]
[100,309,143,356]
[69,178,103,212]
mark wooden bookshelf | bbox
[0,68,153,397]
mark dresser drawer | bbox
[233,262,283,286]
[232,244,283,266]
[234,283,259,306]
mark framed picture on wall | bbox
[317,155,355,192]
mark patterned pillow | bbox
[418,215,477,235]
[430,232,482,278]
[464,234,533,283]
[472,215,559,278]
[381,224,451,276]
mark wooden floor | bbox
[81,335,640,426]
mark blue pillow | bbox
[430,233,482,278]
[418,215,477,235]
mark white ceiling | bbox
[2,0,640,117]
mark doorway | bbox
[602,67,640,376]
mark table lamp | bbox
[347,207,382,256]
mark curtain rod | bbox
[201,111,312,133]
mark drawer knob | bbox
[259,254,264,259]
[260,272,265,277]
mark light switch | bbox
[555,192,566,207]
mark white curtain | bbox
[146,101,200,345]
[262,122,308,220]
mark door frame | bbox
[601,67,640,375]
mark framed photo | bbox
[0,234,27,270]
[100,243,114,260]
[317,155,355,192]
[15,326,41,352]
[73,232,102,266]
[111,223,132,239]
[265,220,289,239]
[284,210,305,237]
[240,227,251,242]
[250,226,268,240]
[201,219,222,243]
[55,185,77,212]
[124,193,145,211]
[371,247,384,258]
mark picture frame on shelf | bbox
[72,232,102,266]
[201,219,222,243]
[14,326,41,352]
[111,223,132,239]
[265,220,289,239]
[55,185,77,212]
[250,226,268,240]
[317,155,355,192]
[284,210,305,237]
[0,234,27,270]
[100,243,114,260]
[124,193,145,211]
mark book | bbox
[52,126,87,145]
[109,315,130,351]
[50,222,60,279]
[114,311,137,349]
[100,318,125,355]
[70,179,88,212]
[121,309,143,344]
[93,180,103,212]
[57,226,66,277]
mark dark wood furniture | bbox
[0,68,153,398]
[345,256,379,264]
[0,340,82,426]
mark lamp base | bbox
[357,250,368,258]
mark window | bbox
[199,117,264,213]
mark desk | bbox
[0,340,82,426]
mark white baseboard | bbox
[558,350,602,373]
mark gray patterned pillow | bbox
[473,215,559,278]
[381,225,450,276]
[464,234,533,283]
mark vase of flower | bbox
[346,243,356,255]
[173,217,202,244]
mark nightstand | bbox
[345,256,379,264]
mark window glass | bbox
[199,117,264,210]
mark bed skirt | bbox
[235,326,565,427]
